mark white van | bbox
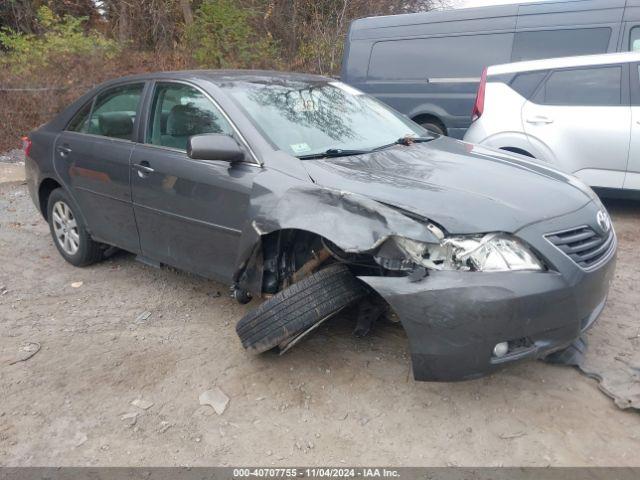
[463,51,640,193]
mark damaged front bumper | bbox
[359,209,617,382]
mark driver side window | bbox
[147,82,233,151]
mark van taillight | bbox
[21,136,32,157]
[472,67,487,121]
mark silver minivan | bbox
[463,51,640,193]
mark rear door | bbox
[130,81,260,282]
[522,65,630,188]
[53,82,145,253]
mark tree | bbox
[184,0,278,69]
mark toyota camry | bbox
[23,70,616,381]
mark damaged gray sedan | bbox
[24,71,616,381]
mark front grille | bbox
[546,226,614,269]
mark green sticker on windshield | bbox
[290,143,311,154]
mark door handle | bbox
[133,161,155,178]
[56,145,72,157]
[526,116,554,125]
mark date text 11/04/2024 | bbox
[232,468,400,478]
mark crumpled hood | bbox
[301,137,595,234]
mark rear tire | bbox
[418,120,446,136]
[236,264,368,353]
[47,188,103,267]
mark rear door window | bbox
[87,83,144,141]
[66,101,93,133]
[538,66,621,106]
[511,28,611,62]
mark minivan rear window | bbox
[511,28,611,62]
[367,33,514,81]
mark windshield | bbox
[222,80,427,157]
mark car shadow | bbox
[600,196,640,218]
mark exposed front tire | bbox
[236,264,368,354]
[47,188,103,267]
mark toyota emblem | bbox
[596,210,611,234]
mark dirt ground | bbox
[1,167,639,467]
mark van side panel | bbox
[515,0,624,58]
[344,12,517,139]
[364,32,515,138]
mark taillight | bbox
[21,136,32,157]
[472,67,487,122]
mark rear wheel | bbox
[47,188,103,267]
[236,264,368,353]
[417,118,446,136]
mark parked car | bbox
[463,51,640,194]
[24,70,616,381]
[341,0,640,138]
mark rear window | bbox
[511,28,611,62]
[509,71,547,99]
[537,66,621,106]
[629,26,640,51]
[368,33,514,81]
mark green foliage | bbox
[184,0,279,69]
[0,6,119,75]
[296,37,344,75]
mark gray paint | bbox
[25,70,616,381]
[341,0,633,138]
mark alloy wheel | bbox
[51,200,80,256]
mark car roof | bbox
[488,51,640,75]
[99,69,332,87]
[348,0,617,33]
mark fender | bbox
[406,103,449,125]
[232,171,441,294]
[480,131,560,169]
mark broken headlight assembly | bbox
[374,233,544,272]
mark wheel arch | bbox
[38,177,62,220]
[411,113,447,135]
[234,227,347,297]
[499,146,535,158]
[478,132,557,166]
[407,104,449,131]
[232,185,442,296]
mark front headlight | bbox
[439,233,544,271]
[374,233,544,272]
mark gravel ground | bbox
[0,149,25,164]
[0,176,639,466]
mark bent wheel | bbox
[235,264,368,354]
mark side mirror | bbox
[187,133,245,162]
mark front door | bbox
[130,81,260,282]
[522,65,630,189]
[53,82,145,253]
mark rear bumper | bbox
[359,228,616,382]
